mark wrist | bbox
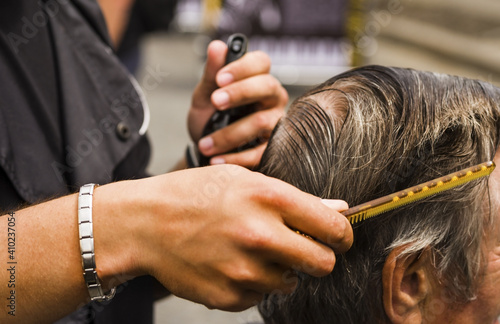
[91,181,144,290]
[117,171,193,281]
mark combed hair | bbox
[258,66,500,323]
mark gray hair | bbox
[258,66,500,323]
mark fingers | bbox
[206,265,296,312]
[189,42,287,148]
[259,182,354,254]
[198,108,282,160]
[205,261,298,312]
[211,50,286,111]
[202,50,287,161]
[137,167,353,312]
[212,73,287,111]
[207,144,267,169]
[215,50,271,87]
[220,259,297,297]
[287,198,353,254]
[261,226,339,277]
[229,211,342,279]
[229,179,352,277]
[197,46,276,110]
[238,264,298,295]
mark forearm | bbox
[0,183,138,323]
[0,166,353,319]
[0,194,87,323]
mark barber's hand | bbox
[124,165,353,311]
[188,40,288,168]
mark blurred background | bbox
[98,0,500,322]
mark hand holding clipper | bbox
[187,34,257,167]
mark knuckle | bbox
[253,111,272,130]
[326,216,353,251]
[238,220,273,250]
[220,130,233,145]
[328,215,346,239]
[279,86,289,106]
[226,263,258,284]
[262,75,279,94]
[253,184,285,207]
[272,104,286,118]
[215,129,235,149]
[236,87,251,103]
[242,175,290,207]
[333,215,348,238]
[249,145,265,164]
[252,51,271,70]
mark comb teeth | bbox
[343,161,495,225]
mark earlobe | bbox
[382,247,433,324]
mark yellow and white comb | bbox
[343,161,495,224]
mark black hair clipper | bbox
[186,34,257,168]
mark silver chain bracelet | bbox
[78,184,116,302]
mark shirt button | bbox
[115,122,131,141]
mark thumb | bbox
[188,40,228,142]
[198,40,228,96]
[321,199,349,211]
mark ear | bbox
[382,247,433,324]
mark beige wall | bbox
[366,0,500,86]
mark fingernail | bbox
[321,199,349,211]
[217,72,234,87]
[212,90,230,109]
[199,137,214,153]
[210,157,225,165]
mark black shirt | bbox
[0,0,155,322]
[0,0,151,206]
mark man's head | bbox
[258,66,500,323]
